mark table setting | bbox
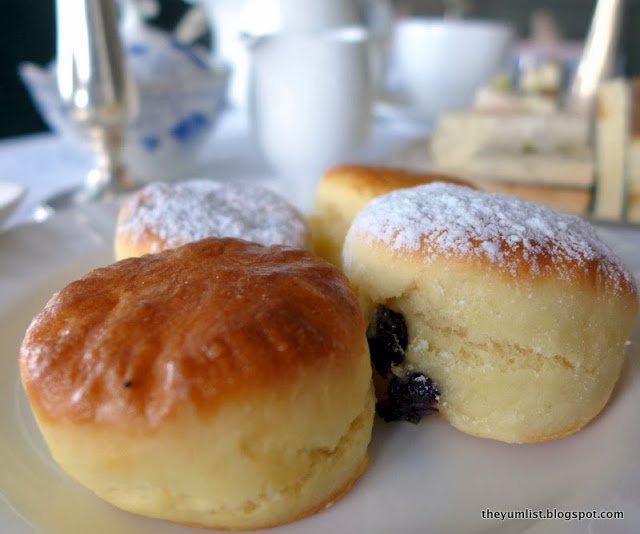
[2,0,640,533]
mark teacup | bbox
[392,18,514,119]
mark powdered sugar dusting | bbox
[347,182,634,291]
[119,179,309,250]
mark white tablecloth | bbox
[2,108,640,277]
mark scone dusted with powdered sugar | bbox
[115,179,310,260]
[343,182,638,444]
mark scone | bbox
[115,179,309,260]
[343,182,638,444]
[20,239,374,530]
[310,164,469,265]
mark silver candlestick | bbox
[36,0,137,220]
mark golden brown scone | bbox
[310,164,471,265]
[20,239,374,530]
[344,182,638,444]
[115,179,310,260]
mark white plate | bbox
[1,204,640,534]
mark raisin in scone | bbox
[310,164,469,265]
[343,183,638,444]
[115,179,309,259]
[20,239,374,530]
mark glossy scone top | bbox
[318,164,470,200]
[345,182,637,295]
[20,238,365,430]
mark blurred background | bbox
[3,0,640,139]
[0,0,196,138]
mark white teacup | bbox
[393,18,514,119]
[249,27,371,205]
